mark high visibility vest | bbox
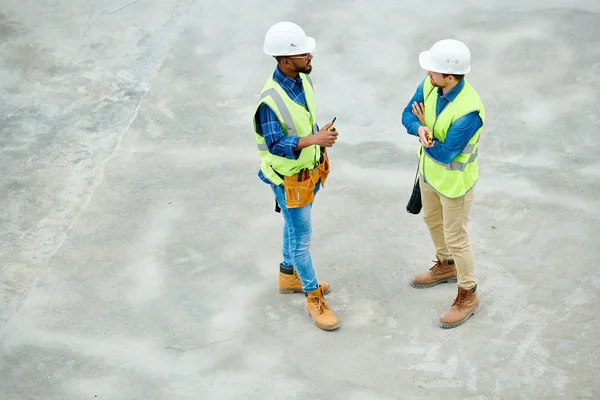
[253,73,319,186]
[419,77,486,198]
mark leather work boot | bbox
[305,286,340,331]
[439,285,480,329]
[410,257,457,288]
[278,265,329,294]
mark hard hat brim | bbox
[419,50,435,72]
[303,36,316,53]
[264,36,316,56]
[418,49,471,74]
[288,36,316,55]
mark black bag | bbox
[406,163,422,215]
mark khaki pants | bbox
[420,176,477,289]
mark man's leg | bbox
[281,180,321,270]
[438,187,479,328]
[421,176,451,260]
[275,183,329,294]
[411,176,457,288]
[271,183,339,330]
[282,221,293,269]
[440,188,476,289]
[271,185,318,292]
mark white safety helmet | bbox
[263,21,316,56]
[419,39,471,75]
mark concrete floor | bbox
[1,0,600,399]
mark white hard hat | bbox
[419,39,471,74]
[263,21,316,56]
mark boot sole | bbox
[304,305,340,331]
[439,305,480,329]
[410,277,457,289]
[278,287,330,295]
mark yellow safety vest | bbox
[253,73,319,186]
[419,77,486,198]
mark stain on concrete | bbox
[0,12,20,38]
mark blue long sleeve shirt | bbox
[255,67,318,184]
[401,79,483,164]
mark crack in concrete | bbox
[163,337,234,353]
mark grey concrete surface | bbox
[1,0,600,399]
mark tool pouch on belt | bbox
[283,168,319,208]
[318,147,331,187]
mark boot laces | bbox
[430,259,443,273]
[452,290,468,310]
[309,293,330,315]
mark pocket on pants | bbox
[283,173,315,208]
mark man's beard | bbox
[430,79,445,88]
[296,64,312,74]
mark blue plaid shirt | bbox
[255,67,318,184]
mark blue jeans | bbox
[271,181,321,293]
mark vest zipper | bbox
[303,80,318,167]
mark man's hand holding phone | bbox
[294,117,339,150]
[417,126,434,148]
[313,117,338,147]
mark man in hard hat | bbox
[252,21,340,331]
[401,39,486,329]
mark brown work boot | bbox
[305,286,340,331]
[278,265,329,294]
[410,257,457,288]
[439,285,480,329]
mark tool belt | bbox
[318,147,331,187]
[276,147,331,211]
[283,167,319,208]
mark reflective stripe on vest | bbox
[304,74,313,89]
[259,89,298,137]
[426,148,479,171]
[255,84,318,151]
[302,75,316,133]
[462,144,475,154]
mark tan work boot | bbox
[439,285,480,329]
[278,266,329,294]
[410,257,457,288]
[305,286,340,331]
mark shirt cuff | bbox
[285,137,300,160]
[408,121,422,136]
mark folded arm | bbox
[401,79,426,137]
[425,111,483,164]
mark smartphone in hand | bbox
[329,117,337,132]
